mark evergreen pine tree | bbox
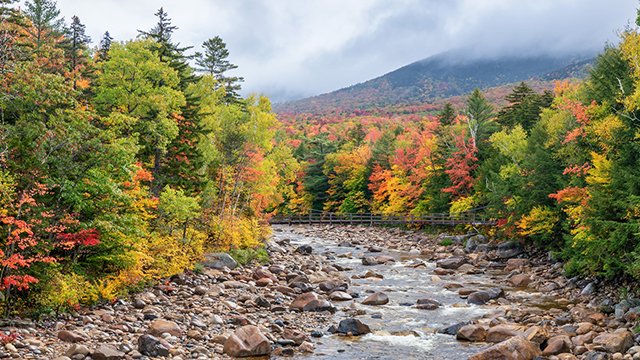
[437,102,456,126]
[195,36,244,103]
[139,8,208,196]
[62,15,91,90]
[24,0,65,50]
[97,31,113,62]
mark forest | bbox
[0,0,299,314]
[1,0,640,318]
[279,26,640,284]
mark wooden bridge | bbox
[269,209,496,227]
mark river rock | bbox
[65,344,90,357]
[436,256,467,270]
[138,334,171,357]
[319,280,348,293]
[468,336,541,360]
[296,244,313,255]
[368,245,383,252]
[509,274,532,288]
[57,330,85,343]
[303,299,335,312]
[290,292,318,311]
[493,242,524,260]
[362,292,389,306]
[362,255,395,265]
[505,258,529,271]
[336,318,371,336]
[580,282,597,296]
[457,324,487,342]
[439,322,469,335]
[223,325,272,357]
[416,298,441,310]
[592,330,634,353]
[253,267,277,282]
[363,270,383,279]
[92,345,125,360]
[486,324,523,343]
[468,288,504,305]
[330,291,353,301]
[282,328,308,345]
[542,335,572,356]
[148,319,182,337]
[202,252,238,269]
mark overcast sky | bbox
[33,0,638,102]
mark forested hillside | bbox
[0,0,298,314]
[279,28,640,282]
[275,51,593,115]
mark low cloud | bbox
[37,0,638,101]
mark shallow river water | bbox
[273,225,555,360]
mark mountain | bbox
[274,50,594,115]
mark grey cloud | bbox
[33,0,639,102]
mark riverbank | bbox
[3,225,640,359]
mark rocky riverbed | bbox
[3,225,640,359]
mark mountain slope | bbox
[275,50,594,115]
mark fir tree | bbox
[62,15,91,90]
[97,31,113,62]
[437,102,456,126]
[195,36,244,103]
[139,8,207,196]
[24,0,65,50]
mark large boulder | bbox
[362,292,389,306]
[202,253,238,269]
[592,330,634,353]
[336,318,371,336]
[436,256,467,270]
[138,335,172,357]
[468,336,541,360]
[223,325,272,357]
[468,288,504,305]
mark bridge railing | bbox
[269,209,495,227]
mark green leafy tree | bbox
[94,40,186,194]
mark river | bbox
[273,225,557,360]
